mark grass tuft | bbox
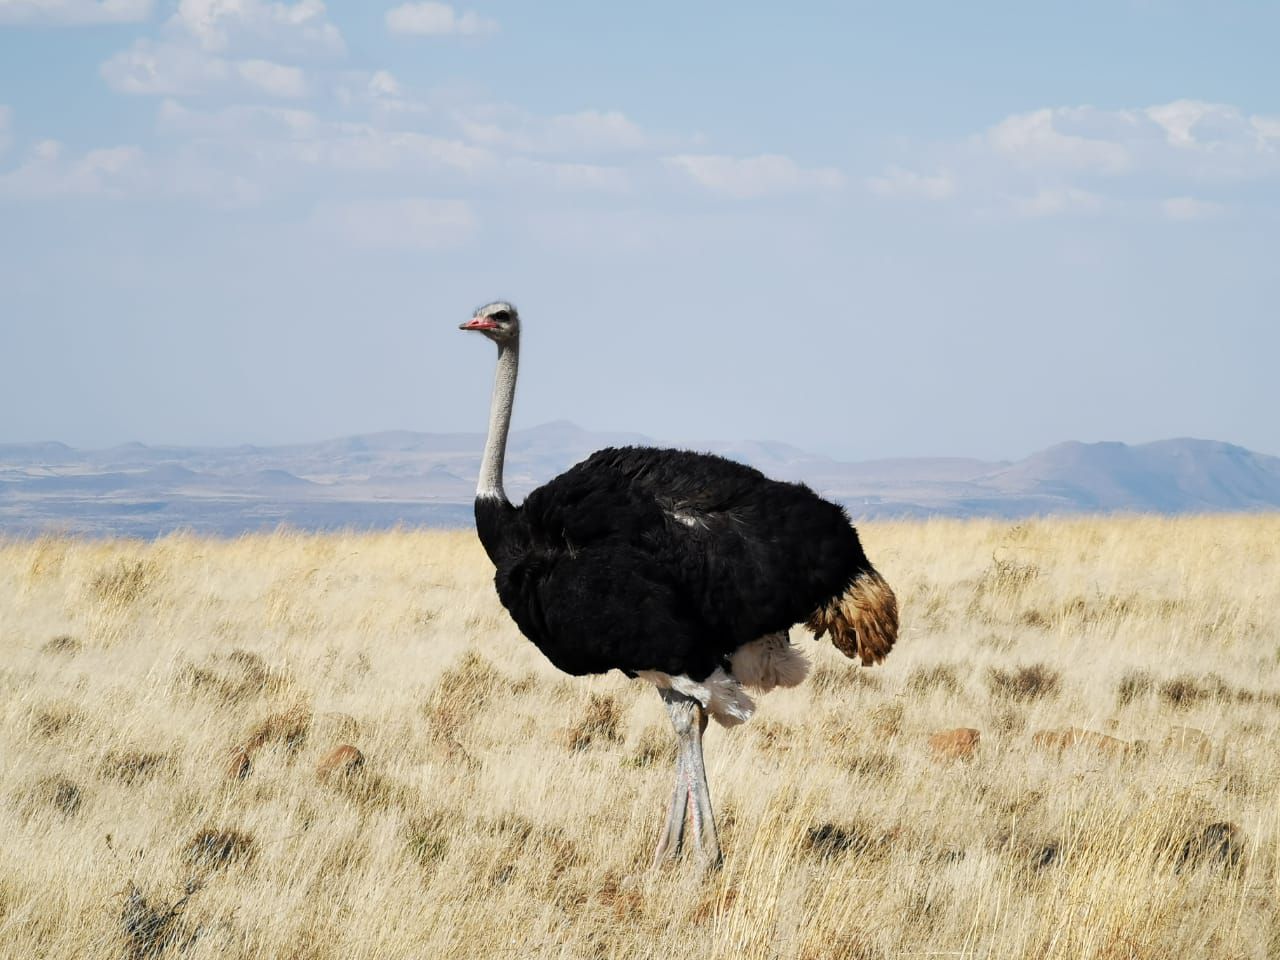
[184,828,255,870]
[985,662,1062,702]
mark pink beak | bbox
[459,316,499,331]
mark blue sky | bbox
[0,0,1277,460]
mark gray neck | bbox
[477,338,518,502]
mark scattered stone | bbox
[928,727,980,761]
[1163,726,1214,763]
[1031,727,1132,756]
[316,744,365,779]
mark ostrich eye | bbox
[490,310,510,322]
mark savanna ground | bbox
[2,515,1279,959]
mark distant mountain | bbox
[0,426,1275,538]
[984,439,1280,512]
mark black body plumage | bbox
[475,446,874,681]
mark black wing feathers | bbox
[479,446,871,679]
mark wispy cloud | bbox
[98,0,343,100]
[873,99,1280,218]
[0,0,152,25]
[986,108,1133,175]
[101,39,310,98]
[0,139,147,199]
[867,165,955,200]
[665,153,844,199]
[456,107,646,155]
[1161,195,1225,222]
[986,101,1280,181]
[1011,186,1103,218]
[153,99,496,178]
[156,99,320,140]
[171,0,344,58]
[385,2,496,37]
[309,197,476,250]
[506,158,630,193]
[235,58,308,98]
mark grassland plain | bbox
[1,515,1279,959]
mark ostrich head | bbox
[460,301,519,344]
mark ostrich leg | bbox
[653,688,723,869]
[652,747,688,865]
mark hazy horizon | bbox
[2,2,1277,461]
[2,420,1279,465]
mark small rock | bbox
[317,744,365,779]
[1163,726,1214,763]
[1031,727,1132,756]
[928,727,981,761]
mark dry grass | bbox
[0,515,1279,958]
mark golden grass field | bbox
[2,515,1280,959]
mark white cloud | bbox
[0,105,11,158]
[665,153,844,199]
[310,197,476,250]
[1011,187,1103,218]
[101,40,226,95]
[236,58,307,97]
[157,99,319,139]
[154,100,494,176]
[1161,196,1225,222]
[986,107,1133,175]
[332,70,433,121]
[101,39,308,98]
[873,99,1280,218]
[0,0,152,25]
[457,107,646,155]
[1146,100,1215,148]
[506,158,629,193]
[1143,100,1273,149]
[1253,115,1280,142]
[172,0,344,57]
[289,127,495,174]
[0,139,147,199]
[867,165,955,200]
[385,2,496,36]
[982,101,1280,182]
[367,70,401,99]
[97,0,343,98]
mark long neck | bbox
[477,337,518,503]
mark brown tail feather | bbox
[806,570,899,666]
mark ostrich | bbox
[460,301,898,867]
